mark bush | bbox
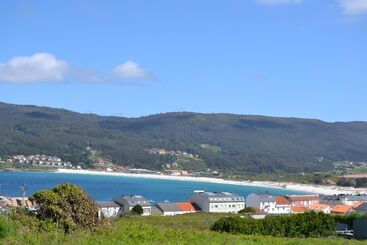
[131,205,144,215]
[33,183,100,233]
[238,207,257,214]
[211,212,336,238]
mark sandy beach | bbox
[56,169,367,195]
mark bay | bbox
[0,172,306,202]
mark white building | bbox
[188,191,245,213]
[113,195,152,216]
[96,201,122,219]
[246,193,276,213]
[274,196,292,214]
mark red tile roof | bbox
[331,205,353,214]
[177,202,197,212]
[275,196,291,205]
[291,206,308,213]
[308,204,330,212]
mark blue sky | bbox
[0,0,366,121]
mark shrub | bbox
[238,207,257,214]
[211,212,336,238]
[33,183,99,233]
[131,205,144,215]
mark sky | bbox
[0,0,366,122]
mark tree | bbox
[131,205,144,215]
[33,183,99,232]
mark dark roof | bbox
[113,195,150,206]
[150,205,164,216]
[193,192,245,202]
[157,203,181,212]
[96,201,120,208]
[356,203,367,211]
[248,193,276,202]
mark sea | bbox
[0,172,306,202]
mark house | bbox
[274,196,292,214]
[331,205,354,214]
[113,195,152,216]
[246,193,276,214]
[308,204,331,214]
[156,202,199,216]
[156,203,183,216]
[291,206,308,214]
[355,203,367,215]
[320,194,367,206]
[177,202,200,214]
[96,201,121,219]
[188,191,245,213]
[286,195,319,207]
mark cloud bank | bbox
[0,53,153,84]
[340,0,367,15]
[0,53,69,83]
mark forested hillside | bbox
[1,102,367,174]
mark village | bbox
[1,190,366,219]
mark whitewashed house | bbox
[96,201,121,219]
[246,193,276,213]
[113,195,152,216]
[188,191,245,213]
[274,196,292,214]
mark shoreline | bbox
[55,169,367,195]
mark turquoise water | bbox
[0,172,306,202]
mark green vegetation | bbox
[211,212,336,238]
[1,102,367,174]
[131,205,144,215]
[0,212,364,244]
[33,183,101,232]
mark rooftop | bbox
[96,201,120,208]
[157,203,181,212]
[176,202,199,212]
[287,195,319,201]
[194,191,245,202]
[275,196,291,205]
[112,195,150,206]
[331,205,353,214]
[308,204,330,211]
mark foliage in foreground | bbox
[32,183,101,232]
[211,212,336,238]
[0,214,364,245]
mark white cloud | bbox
[340,0,367,15]
[0,53,69,83]
[256,0,303,6]
[112,61,151,79]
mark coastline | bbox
[55,169,367,195]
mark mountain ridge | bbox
[1,101,367,174]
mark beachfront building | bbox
[96,201,121,219]
[113,195,152,216]
[188,191,245,213]
[156,202,200,216]
[274,196,292,214]
[308,204,331,214]
[246,193,276,213]
[156,203,183,216]
[286,195,319,207]
[319,194,367,206]
[330,205,354,214]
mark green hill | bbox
[1,101,367,174]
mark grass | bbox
[1,213,365,244]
